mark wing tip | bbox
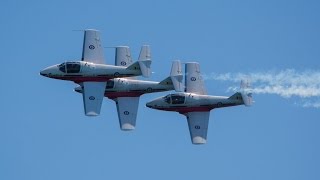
[85,111,99,116]
[85,28,99,32]
[192,136,207,145]
[121,123,135,131]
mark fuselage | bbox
[75,78,174,99]
[146,92,244,114]
[40,61,142,83]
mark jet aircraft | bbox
[146,61,253,144]
[40,29,151,116]
[75,47,183,130]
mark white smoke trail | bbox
[203,69,320,108]
[301,101,320,108]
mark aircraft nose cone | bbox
[146,102,153,108]
[40,70,46,76]
[74,86,83,93]
[40,68,50,77]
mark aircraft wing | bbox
[81,29,105,64]
[82,82,106,116]
[185,111,210,144]
[185,62,207,95]
[114,97,140,130]
[115,46,132,67]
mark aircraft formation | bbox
[40,29,253,144]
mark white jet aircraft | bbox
[74,47,183,130]
[40,29,151,116]
[146,61,253,144]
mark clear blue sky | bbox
[1,0,320,179]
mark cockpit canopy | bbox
[163,94,185,104]
[58,62,81,73]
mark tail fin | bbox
[81,29,105,64]
[170,60,183,92]
[228,92,242,101]
[240,80,253,106]
[158,60,183,91]
[138,45,151,61]
[138,45,151,77]
[125,45,152,78]
[185,62,207,95]
[114,46,132,67]
[159,77,172,85]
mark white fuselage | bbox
[40,61,142,83]
[146,92,244,113]
[75,78,174,99]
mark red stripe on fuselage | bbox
[50,76,111,83]
[106,92,144,99]
[155,106,214,114]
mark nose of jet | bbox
[40,68,50,77]
[146,98,161,109]
[74,86,83,93]
[147,100,160,109]
[146,97,166,109]
[146,102,154,108]
[40,65,60,77]
[40,70,46,76]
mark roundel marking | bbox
[89,96,95,100]
[89,45,95,50]
[191,77,196,81]
[124,111,129,115]
[120,61,127,66]
[195,125,200,129]
[114,72,120,77]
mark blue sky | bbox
[1,0,320,179]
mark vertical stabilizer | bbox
[81,29,105,64]
[240,80,253,106]
[170,60,183,92]
[138,45,151,61]
[185,62,207,95]
[138,45,152,77]
[115,46,132,67]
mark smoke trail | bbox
[203,69,320,108]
